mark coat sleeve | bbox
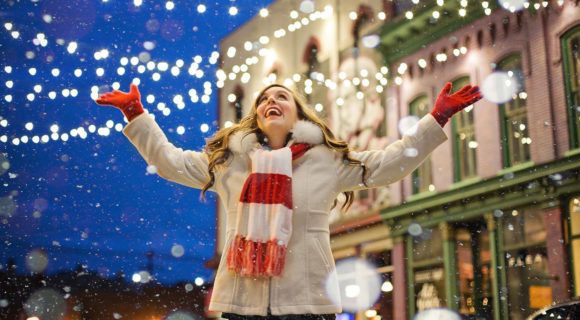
[336,114,447,192]
[122,113,211,190]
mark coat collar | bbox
[229,120,324,154]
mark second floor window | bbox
[498,53,531,168]
[410,95,433,194]
[562,25,580,149]
[452,76,477,181]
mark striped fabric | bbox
[227,143,311,277]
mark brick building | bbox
[211,1,580,319]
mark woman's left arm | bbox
[337,113,447,191]
[337,82,481,191]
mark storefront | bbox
[379,152,580,320]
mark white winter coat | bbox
[123,113,447,316]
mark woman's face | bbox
[256,86,299,139]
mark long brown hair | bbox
[202,84,367,211]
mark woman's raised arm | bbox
[95,85,211,190]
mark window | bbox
[231,85,244,123]
[454,222,493,317]
[365,250,393,319]
[452,77,478,181]
[302,39,320,102]
[300,38,328,121]
[497,54,531,168]
[410,95,434,193]
[561,25,580,149]
[411,227,445,312]
[502,207,550,320]
[570,197,580,296]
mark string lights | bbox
[1,0,559,147]
[1,1,226,147]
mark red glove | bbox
[95,84,144,122]
[430,82,482,127]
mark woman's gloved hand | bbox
[95,84,144,121]
[431,82,483,127]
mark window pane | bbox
[410,95,433,193]
[455,226,493,317]
[502,208,546,247]
[572,238,580,296]
[412,227,442,261]
[524,208,546,244]
[505,247,551,320]
[506,114,531,165]
[498,54,531,166]
[565,30,580,149]
[503,209,526,247]
[453,76,477,180]
[414,266,446,311]
[570,197,580,236]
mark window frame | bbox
[451,76,478,182]
[410,94,434,194]
[561,25,580,149]
[497,53,531,168]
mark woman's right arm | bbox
[95,84,211,190]
[123,113,211,190]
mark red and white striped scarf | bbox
[226,143,311,277]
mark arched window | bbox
[352,5,374,48]
[477,30,484,48]
[561,25,580,149]
[451,76,477,181]
[300,37,325,107]
[303,38,320,80]
[497,53,530,167]
[231,85,244,123]
[410,95,433,194]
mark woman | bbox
[95,82,481,319]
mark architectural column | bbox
[543,202,571,302]
[485,213,502,320]
[440,222,458,310]
[392,236,407,320]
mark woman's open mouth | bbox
[265,107,282,118]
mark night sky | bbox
[1,0,275,285]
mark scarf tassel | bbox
[226,236,287,277]
[264,239,287,276]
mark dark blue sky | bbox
[0,0,274,285]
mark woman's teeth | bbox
[266,109,281,117]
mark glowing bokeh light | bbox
[25,249,49,273]
[23,288,67,320]
[361,34,381,48]
[171,244,185,257]
[325,258,382,313]
[498,0,529,12]
[398,115,420,136]
[299,0,315,14]
[408,222,423,236]
[166,311,199,320]
[413,308,462,320]
[481,71,520,104]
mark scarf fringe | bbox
[226,235,287,277]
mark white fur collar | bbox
[229,120,324,154]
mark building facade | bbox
[212,1,580,320]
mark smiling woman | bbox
[255,86,300,150]
[95,80,480,319]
